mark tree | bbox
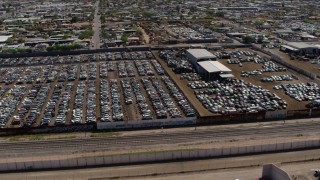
[254,20,264,28]
[215,12,225,18]
[176,5,181,12]
[257,36,264,44]
[190,6,197,12]
[62,34,69,39]
[78,30,94,39]
[71,16,79,23]
[17,38,25,43]
[121,34,129,42]
[5,37,13,44]
[242,36,255,44]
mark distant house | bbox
[0,35,13,44]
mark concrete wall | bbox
[262,164,292,180]
[97,117,196,130]
[1,139,320,172]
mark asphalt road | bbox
[1,121,320,157]
[1,149,319,180]
[92,1,101,49]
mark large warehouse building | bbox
[186,49,233,80]
[280,42,320,55]
[186,49,217,71]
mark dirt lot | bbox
[154,48,319,118]
[217,48,313,110]
[269,47,320,80]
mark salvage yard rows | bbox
[1,47,318,129]
[156,47,318,117]
[0,51,195,129]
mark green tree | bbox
[254,20,264,28]
[71,16,79,23]
[17,38,25,43]
[242,36,255,44]
[215,12,225,17]
[5,37,13,44]
[78,30,94,39]
[121,34,129,42]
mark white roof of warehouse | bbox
[0,35,12,43]
[286,42,316,49]
[186,49,216,60]
[198,61,232,73]
[281,45,298,51]
[220,74,234,78]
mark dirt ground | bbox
[153,48,316,117]
[218,48,313,110]
[269,47,320,78]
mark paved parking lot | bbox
[0,51,195,128]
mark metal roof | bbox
[198,61,232,73]
[287,42,316,49]
[0,35,12,43]
[281,45,298,51]
[220,74,234,78]
[186,49,216,60]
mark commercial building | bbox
[198,61,233,80]
[186,49,233,80]
[186,49,217,71]
[280,42,320,55]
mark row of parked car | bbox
[187,81,210,89]
[274,83,320,102]
[142,77,168,119]
[150,76,182,118]
[18,83,51,127]
[121,79,133,105]
[228,50,257,57]
[0,54,96,67]
[180,73,202,81]
[118,61,135,78]
[55,82,72,125]
[0,67,24,84]
[0,86,9,98]
[100,79,111,122]
[100,62,108,78]
[86,81,97,123]
[135,60,155,76]
[120,51,154,60]
[0,51,153,69]
[261,75,297,82]
[170,26,205,39]
[161,76,196,117]
[79,65,88,80]
[0,85,27,127]
[72,82,85,124]
[195,79,287,114]
[88,64,97,80]
[17,67,42,84]
[58,65,78,82]
[159,50,193,74]
[151,60,165,75]
[110,79,124,121]
[41,82,63,126]
[131,78,153,120]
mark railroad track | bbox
[0,121,320,156]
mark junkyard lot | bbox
[217,48,312,111]
[0,52,191,128]
[154,48,316,117]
